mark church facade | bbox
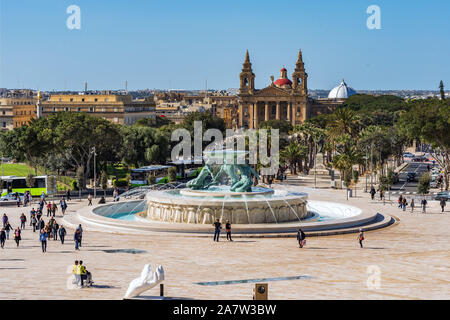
[237,50,342,129]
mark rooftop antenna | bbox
[84,81,88,92]
[125,80,128,93]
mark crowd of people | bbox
[0,194,85,253]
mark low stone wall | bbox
[145,197,307,224]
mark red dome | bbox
[274,78,292,86]
[280,67,287,72]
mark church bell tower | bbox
[292,49,308,95]
[239,50,255,95]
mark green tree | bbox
[398,99,450,190]
[280,142,307,174]
[440,80,445,100]
[418,172,431,195]
[76,166,84,197]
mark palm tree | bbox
[280,142,307,175]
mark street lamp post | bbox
[93,146,97,199]
[365,147,368,192]
[314,141,317,189]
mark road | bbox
[389,161,439,197]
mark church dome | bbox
[328,79,356,99]
[274,67,292,88]
[274,78,292,86]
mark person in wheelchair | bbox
[79,261,94,287]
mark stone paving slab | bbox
[0,187,449,300]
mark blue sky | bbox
[0,0,449,91]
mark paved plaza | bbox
[0,183,449,300]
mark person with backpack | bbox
[14,227,21,247]
[59,225,67,244]
[297,228,306,248]
[0,228,6,249]
[38,218,45,231]
[39,229,49,253]
[20,213,26,230]
[76,224,83,247]
[357,228,364,248]
[36,208,42,222]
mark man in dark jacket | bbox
[297,228,306,248]
[59,225,67,244]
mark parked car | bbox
[393,172,400,183]
[403,152,415,158]
[434,191,450,201]
[406,172,416,182]
[0,192,24,202]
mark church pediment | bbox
[254,85,291,97]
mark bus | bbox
[130,162,203,187]
[0,175,56,197]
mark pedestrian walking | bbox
[52,222,59,241]
[88,194,93,206]
[74,229,81,250]
[225,220,232,241]
[402,197,408,211]
[66,189,71,201]
[2,213,8,228]
[398,195,403,208]
[39,229,48,253]
[73,261,80,287]
[213,219,221,242]
[76,224,83,247]
[0,228,6,249]
[29,208,36,226]
[14,227,21,247]
[410,198,415,213]
[4,222,12,240]
[46,202,52,217]
[440,198,446,213]
[20,213,26,230]
[79,261,87,287]
[51,201,58,217]
[31,215,37,232]
[38,218,45,232]
[60,197,67,215]
[357,228,364,248]
[36,208,42,221]
[59,225,66,244]
[297,228,306,248]
[370,186,376,200]
[421,198,428,213]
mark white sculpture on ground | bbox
[124,264,165,299]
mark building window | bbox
[114,108,118,112]
[77,107,81,112]
[70,98,73,102]
[94,98,98,102]
[101,108,105,112]
[64,107,70,111]
[59,98,62,102]
[89,107,94,112]
[53,107,57,112]
[113,117,118,123]
[104,98,108,102]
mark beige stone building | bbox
[41,93,155,125]
[0,90,38,130]
[237,49,346,129]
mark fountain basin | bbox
[145,188,308,224]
